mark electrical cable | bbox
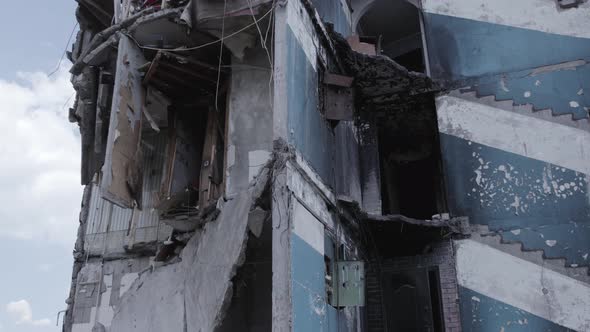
[62,91,77,111]
[215,0,228,112]
[123,5,275,53]
[48,22,79,78]
[246,0,275,109]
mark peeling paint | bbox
[545,240,557,247]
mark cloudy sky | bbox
[0,1,80,331]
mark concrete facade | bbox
[63,0,590,331]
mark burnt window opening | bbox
[377,98,446,220]
[352,0,446,219]
[357,0,426,73]
[139,45,230,228]
[367,218,447,259]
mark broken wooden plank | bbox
[199,108,221,208]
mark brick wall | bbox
[365,239,461,332]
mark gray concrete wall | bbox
[226,47,274,197]
[71,258,151,332]
[105,167,269,332]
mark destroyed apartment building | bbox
[63,0,590,331]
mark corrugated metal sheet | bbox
[86,131,168,235]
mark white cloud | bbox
[38,263,53,272]
[0,66,81,246]
[6,300,51,327]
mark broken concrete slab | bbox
[328,26,439,114]
[247,207,268,238]
[71,8,156,75]
[108,164,271,332]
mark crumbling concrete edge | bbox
[63,184,92,332]
[70,7,158,75]
[106,157,274,332]
[210,163,272,329]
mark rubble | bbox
[108,161,271,332]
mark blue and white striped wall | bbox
[421,1,590,329]
[422,0,590,120]
[291,199,357,332]
[437,95,590,267]
[421,0,590,79]
[455,239,590,331]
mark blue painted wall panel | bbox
[293,281,327,331]
[440,133,590,264]
[311,0,351,37]
[286,27,335,187]
[292,234,326,296]
[474,64,590,120]
[291,234,328,332]
[459,287,574,331]
[440,133,590,228]
[423,13,590,80]
[291,234,351,332]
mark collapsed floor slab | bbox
[108,164,270,332]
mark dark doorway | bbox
[383,267,444,332]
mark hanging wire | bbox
[246,0,276,109]
[215,0,228,112]
[62,91,76,111]
[48,22,79,78]
[122,5,275,53]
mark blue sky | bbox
[0,1,81,332]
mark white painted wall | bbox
[437,95,590,175]
[292,199,325,255]
[422,0,590,38]
[455,239,590,331]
